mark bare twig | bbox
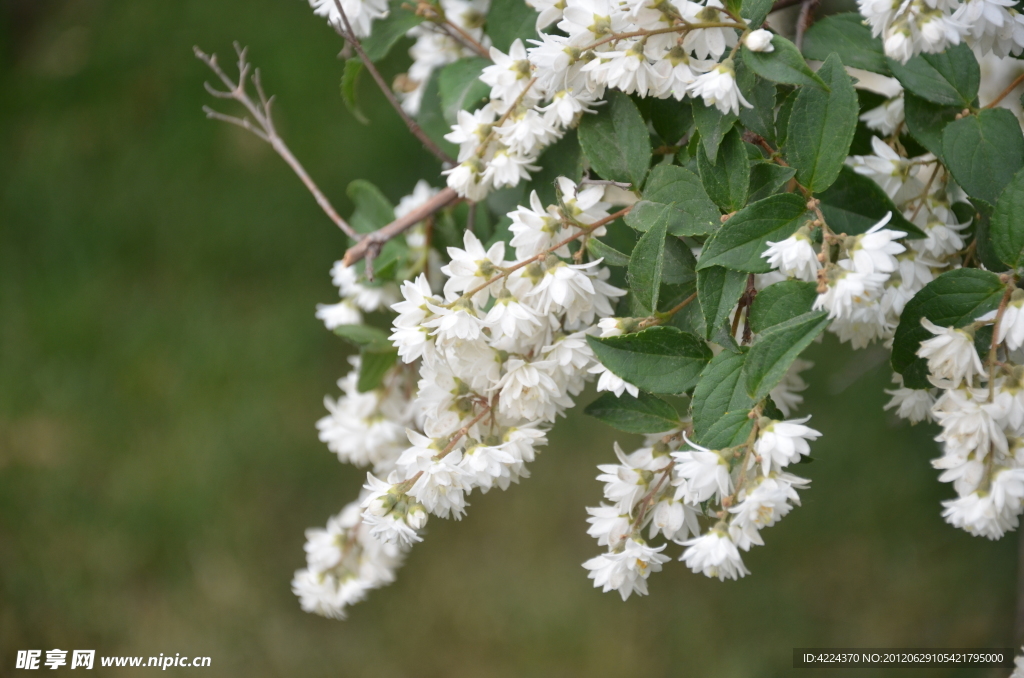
[331,0,455,165]
[984,72,1024,109]
[342,187,461,267]
[195,43,360,240]
[794,0,819,50]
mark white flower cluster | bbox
[914,308,1024,539]
[297,177,626,616]
[443,0,765,200]
[858,0,1024,62]
[310,0,389,38]
[584,414,819,596]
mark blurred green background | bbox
[0,1,1017,676]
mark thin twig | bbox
[984,72,1024,109]
[794,0,819,51]
[429,15,491,59]
[331,0,455,165]
[342,187,461,266]
[195,44,360,240]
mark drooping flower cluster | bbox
[296,177,627,616]
[584,411,819,595]
[914,308,1024,539]
[858,0,1024,63]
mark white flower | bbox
[291,569,367,619]
[884,374,936,424]
[754,416,821,473]
[860,95,905,136]
[931,386,1009,459]
[649,498,700,543]
[672,436,732,504]
[509,190,571,259]
[941,468,1024,539]
[315,299,363,329]
[309,0,389,37]
[762,230,820,282]
[728,475,806,550]
[845,213,907,275]
[590,361,640,398]
[743,29,775,52]
[770,359,812,416]
[441,231,507,303]
[917,319,985,386]
[978,293,1024,351]
[586,504,632,548]
[688,61,752,115]
[814,266,888,320]
[583,538,670,600]
[481,39,533,102]
[596,442,651,512]
[680,529,749,580]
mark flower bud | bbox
[744,29,774,52]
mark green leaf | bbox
[485,1,539,52]
[747,162,796,202]
[578,90,651,186]
[584,391,682,434]
[649,98,693,144]
[816,165,924,237]
[340,59,369,124]
[748,280,818,333]
[347,180,395,234]
[903,91,959,159]
[775,89,796,148]
[587,327,712,394]
[416,70,459,159]
[786,54,858,193]
[741,0,774,28]
[333,324,394,351]
[361,0,425,62]
[741,36,827,89]
[891,269,1005,388]
[624,165,721,236]
[886,43,979,108]
[588,238,632,266]
[439,57,491,124]
[627,219,668,310]
[942,108,1024,205]
[697,193,809,273]
[690,349,754,438]
[698,409,755,449]
[524,130,584,206]
[971,198,1009,273]
[736,65,778,144]
[697,266,747,340]
[745,310,830,399]
[692,98,737,161]
[698,127,750,213]
[992,168,1024,268]
[357,348,398,392]
[662,236,698,287]
[801,13,889,75]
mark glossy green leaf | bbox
[588,238,632,267]
[886,43,979,108]
[439,57,491,123]
[692,98,737,161]
[696,193,809,273]
[584,391,683,434]
[748,280,818,333]
[624,165,721,236]
[903,91,959,159]
[747,162,796,202]
[741,36,827,89]
[627,218,668,311]
[816,165,924,237]
[741,0,774,28]
[587,327,713,394]
[697,127,750,213]
[333,324,393,351]
[891,268,1005,388]
[697,410,754,449]
[357,348,398,392]
[990,168,1024,268]
[485,1,539,52]
[786,54,858,193]
[347,180,395,234]
[801,13,889,75]
[690,349,754,438]
[697,266,747,340]
[737,66,778,144]
[578,90,651,186]
[649,97,693,144]
[340,58,369,124]
[745,310,830,399]
[942,108,1024,205]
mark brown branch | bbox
[342,187,461,267]
[332,0,455,165]
[794,0,819,50]
[984,72,1024,109]
[195,44,360,241]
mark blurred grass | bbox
[0,1,1017,676]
